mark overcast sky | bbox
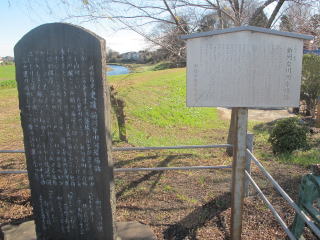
[0,1,148,57]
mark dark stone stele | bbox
[14,23,115,240]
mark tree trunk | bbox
[316,104,320,127]
[109,86,127,142]
[226,109,237,156]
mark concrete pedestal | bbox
[1,221,156,240]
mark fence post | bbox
[231,107,248,240]
[244,133,254,197]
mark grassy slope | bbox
[0,65,16,88]
[109,68,228,147]
[0,88,23,149]
[0,66,228,149]
[0,64,318,164]
[0,65,15,81]
[0,65,319,239]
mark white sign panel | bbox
[186,30,304,107]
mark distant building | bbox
[303,49,320,55]
[1,56,14,62]
[304,39,317,50]
[120,52,140,61]
[303,39,320,55]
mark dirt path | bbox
[218,107,295,122]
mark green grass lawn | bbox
[109,68,228,147]
[0,64,15,80]
[0,64,16,88]
[0,64,318,165]
[0,65,228,149]
[1,64,319,238]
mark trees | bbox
[67,0,315,155]
[106,48,121,63]
[26,0,319,150]
[279,3,320,49]
[301,54,320,117]
[151,15,189,62]
[29,0,317,62]
[278,2,320,117]
[35,0,311,61]
[24,0,318,63]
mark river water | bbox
[107,64,130,76]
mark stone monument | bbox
[14,23,115,239]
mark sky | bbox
[0,1,280,58]
[0,1,147,57]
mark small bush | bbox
[0,79,16,89]
[268,118,309,154]
[152,62,175,71]
[152,61,185,71]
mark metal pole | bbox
[114,165,231,172]
[0,170,28,174]
[245,171,297,240]
[247,149,320,238]
[0,165,232,174]
[231,107,248,240]
[0,150,25,153]
[0,144,233,154]
[244,133,254,197]
[113,144,232,151]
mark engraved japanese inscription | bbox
[14,23,115,240]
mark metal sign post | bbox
[230,108,248,239]
[181,26,312,240]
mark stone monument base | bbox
[1,221,156,240]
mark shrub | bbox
[152,62,174,71]
[301,54,320,117]
[152,61,180,71]
[0,79,16,89]
[268,118,309,154]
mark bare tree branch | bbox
[205,0,237,23]
[233,0,241,25]
[25,0,318,62]
[215,0,224,28]
[163,0,188,33]
[266,0,285,28]
[249,0,275,25]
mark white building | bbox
[120,51,140,61]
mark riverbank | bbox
[108,64,130,76]
[0,63,157,88]
[108,63,155,73]
[108,63,134,72]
